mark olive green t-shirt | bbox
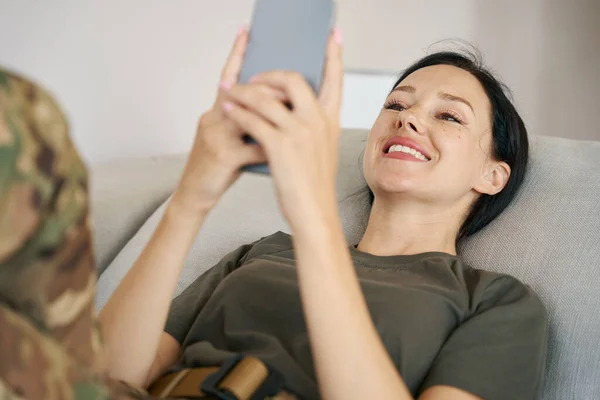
[165,231,548,400]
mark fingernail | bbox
[333,27,343,44]
[249,75,259,83]
[237,25,246,37]
[219,81,233,91]
[223,101,234,112]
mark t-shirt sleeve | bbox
[419,275,548,400]
[164,241,256,345]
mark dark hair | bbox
[363,50,529,241]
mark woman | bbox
[99,27,547,400]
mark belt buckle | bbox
[201,355,284,400]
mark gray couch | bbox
[93,129,600,399]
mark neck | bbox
[356,196,463,256]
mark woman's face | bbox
[364,64,507,208]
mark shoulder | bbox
[252,230,293,250]
[241,231,294,262]
[464,266,547,324]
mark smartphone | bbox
[239,0,336,174]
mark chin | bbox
[368,168,420,195]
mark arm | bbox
[98,27,270,386]
[100,197,259,387]
[98,200,206,385]
[292,212,412,400]
[144,332,182,387]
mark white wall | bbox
[0,0,598,164]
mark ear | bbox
[473,161,511,196]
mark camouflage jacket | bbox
[0,68,149,399]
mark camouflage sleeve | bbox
[0,68,150,399]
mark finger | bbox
[247,85,289,104]
[318,27,344,118]
[222,101,278,152]
[220,84,288,123]
[226,84,294,129]
[249,71,316,112]
[224,83,289,105]
[214,27,249,109]
[220,26,249,84]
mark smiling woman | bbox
[362,51,529,244]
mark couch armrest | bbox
[90,154,186,275]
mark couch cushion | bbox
[96,129,600,399]
[459,135,600,399]
[90,155,186,273]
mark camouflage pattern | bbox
[0,68,148,399]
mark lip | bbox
[384,151,428,162]
[382,136,432,160]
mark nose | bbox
[395,111,423,136]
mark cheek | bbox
[363,134,378,182]
[437,127,471,160]
[434,128,483,179]
[364,115,389,160]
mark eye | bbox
[383,99,407,112]
[438,111,463,124]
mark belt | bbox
[148,355,298,400]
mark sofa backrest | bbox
[97,129,600,399]
[459,135,600,399]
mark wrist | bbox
[167,191,211,227]
[170,178,217,213]
[290,196,343,240]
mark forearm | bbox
[98,196,208,385]
[292,209,413,400]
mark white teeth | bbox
[388,144,428,161]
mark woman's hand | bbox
[221,29,344,232]
[172,27,286,216]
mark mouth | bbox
[384,144,430,161]
[382,136,432,162]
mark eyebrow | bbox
[392,85,416,94]
[391,85,475,114]
[438,92,474,114]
